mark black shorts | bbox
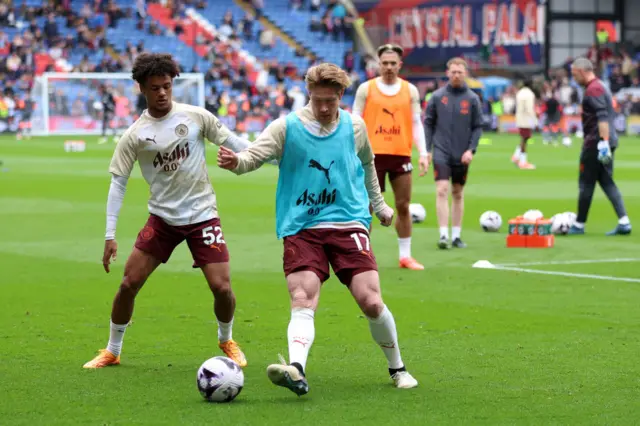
[545,114,561,125]
[579,148,615,185]
[433,162,469,185]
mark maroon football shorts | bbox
[134,215,229,268]
[519,128,532,140]
[282,227,378,286]
[374,154,412,192]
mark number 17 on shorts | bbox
[350,232,370,253]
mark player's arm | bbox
[230,118,286,175]
[587,92,611,141]
[201,108,250,152]
[409,84,428,157]
[468,94,483,153]
[201,108,279,165]
[351,82,369,117]
[103,130,136,272]
[586,90,613,162]
[424,94,438,154]
[106,174,128,240]
[353,115,388,214]
[106,130,136,240]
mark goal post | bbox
[30,72,205,136]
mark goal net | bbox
[29,72,205,136]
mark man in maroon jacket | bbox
[568,57,631,235]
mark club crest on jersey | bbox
[153,142,190,172]
[175,123,189,138]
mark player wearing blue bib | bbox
[218,63,418,395]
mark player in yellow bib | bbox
[353,44,428,270]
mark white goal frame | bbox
[30,72,205,136]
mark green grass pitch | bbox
[1,133,639,425]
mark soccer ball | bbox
[562,136,572,147]
[523,209,544,221]
[551,212,574,235]
[563,211,577,225]
[197,356,244,403]
[480,210,502,232]
[409,203,426,223]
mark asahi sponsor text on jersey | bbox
[153,142,190,172]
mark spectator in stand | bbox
[309,16,323,33]
[609,66,626,93]
[44,13,59,41]
[251,0,264,19]
[240,12,254,40]
[620,50,635,86]
[343,49,354,73]
[259,28,274,50]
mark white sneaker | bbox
[391,371,418,388]
[266,354,309,396]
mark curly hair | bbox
[132,53,180,86]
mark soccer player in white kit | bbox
[83,53,250,369]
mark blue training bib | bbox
[275,110,372,239]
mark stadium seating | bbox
[258,0,356,69]
[197,1,310,72]
[1,0,369,133]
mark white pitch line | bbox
[492,265,640,284]
[498,258,640,267]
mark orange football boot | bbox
[518,161,536,170]
[399,257,425,270]
[83,349,120,369]
[219,340,248,368]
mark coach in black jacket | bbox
[424,57,483,249]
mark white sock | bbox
[574,221,585,229]
[452,226,461,240]
[619,216,630,225]
[514,146,521,156]
[287,308,315,371]
[398,237,411,259]
[519,152,527,163]
[439,227,449,239]
[106,321,128,357]
[218,318,233,342]
[367,305,403,369]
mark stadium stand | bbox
[1,0,639,137]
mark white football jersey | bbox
[515,87,537,129]
[109,102,231,226]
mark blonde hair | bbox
[447,57,468,69]
[305,63,352,92]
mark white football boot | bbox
[391,371,418,389]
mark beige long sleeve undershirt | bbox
[232,103,387,215]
